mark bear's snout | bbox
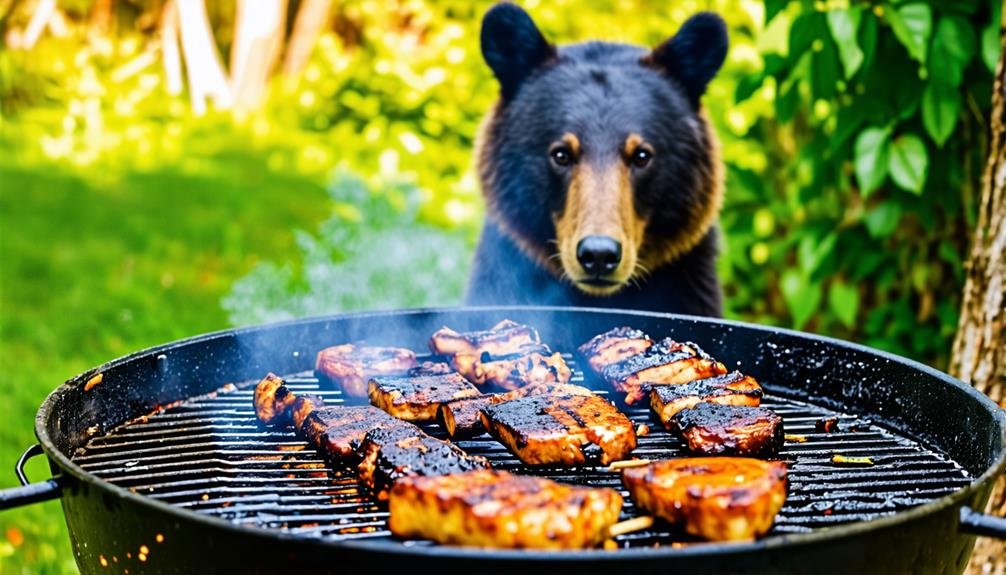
[576,235,622,277]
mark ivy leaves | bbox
[854,127,890,196]
[827,9,864,79]
[830,1,987,194]
[753,0,993,341]
[854,128,929,196]
[886,3,932,64]
[888,135,928,194]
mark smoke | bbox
[223,169,474,326]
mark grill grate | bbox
[73,357,972,548]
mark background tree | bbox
[954,14,1005,575]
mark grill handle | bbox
[960,506,1006,539]
[0,444,63,510]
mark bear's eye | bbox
[631,148,653,168]
[550,147,573,167]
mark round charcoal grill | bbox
[3,307,1006,574]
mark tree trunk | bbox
[89,0,113,36]
[17,0,55,49]
[955,20,1006,575]
[281,0,331,78]
[175,0,232,114]
[229,0,287,111]
[160,0,183,96]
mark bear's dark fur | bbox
[466,3,728,317]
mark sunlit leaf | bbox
[854,126,891,196]
[828,280,859,328]
[888,134,928,194]
[798,232,837,276]
[929,16,976,87]
[921,80,960,146]
[828,9,864,79]
[982,15,1001,73]
[886,3,932,64]
[781,269,822,330]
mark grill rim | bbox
[33,305,1006,562]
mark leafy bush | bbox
[721,0,996,366]
[1,0,993,370]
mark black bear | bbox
[466,2,728,317]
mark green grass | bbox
[0,140,330,574]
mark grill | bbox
[73,356,972,546]
[4,307,1005,574]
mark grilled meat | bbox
[578,326,654,373]
[253,371,489,501]
[290,394,326,430]
[671,403,784,456]
[429,319,540,357]
[408,361,454,376]
[451,344,572,391]
[368,372,481,422]
[438,383,595,439]
[622,458,787,541]
[438,395,495,439]
[253,373,298,426]
[389,469,623,549]
[358,427,490,500]
[315,344,418,398]
[651,371,763,424]
[480,394,636,465]
[300,405,415,464]
[602,339,727,404]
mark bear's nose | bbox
[576,235,622,276]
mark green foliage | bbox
[727,0,993,365]
[0,2,997,570]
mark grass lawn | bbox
[0,140,330,574]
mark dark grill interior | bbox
[72,356,973,548]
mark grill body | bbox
[24,307,1006,574]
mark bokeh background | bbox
[0,0,999,572]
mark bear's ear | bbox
[481,2,555,102]
[644,12,728,107]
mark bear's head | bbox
[476,3,727,297]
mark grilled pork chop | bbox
[622,458,787,541]
[671,403,784,456]
[253,373,298,425]
[300,405,417,464]
[315,344,417,398]
[428,319,540,357]
[578,326,655,373]
[389,469,623,549]
[357,427,490,500]
[368,372,480,421]
[650,371,763,424]
[438,383,594,439]
[480,394,636,465]
[451,343,572,391]
[602,339,728,404]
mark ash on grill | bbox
[73,356,972,547]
